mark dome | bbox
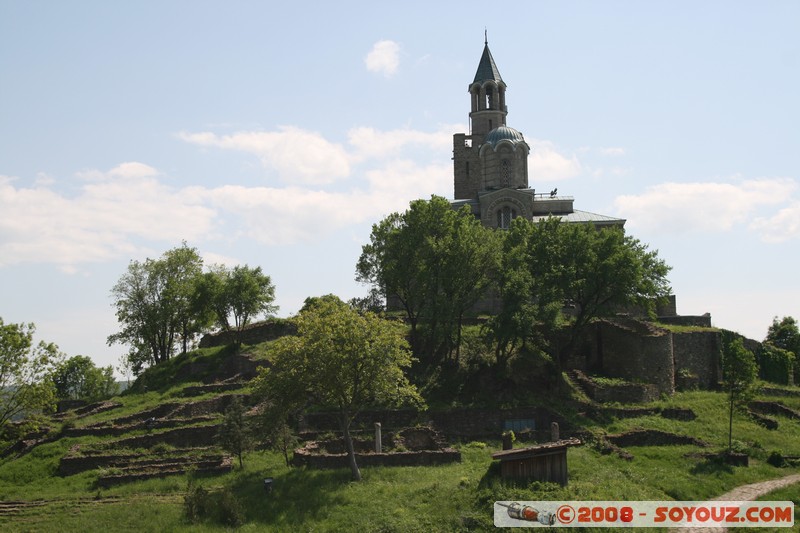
[484,126,525,146]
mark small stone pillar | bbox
[550,422,560,442]
[502,432,514,450]
[374,422,382,453]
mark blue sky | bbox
[1,1,798,373]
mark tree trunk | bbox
[339,413,361,481]
[454,314,463,364]
[728,391,734,454]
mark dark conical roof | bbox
[473,42,503,84]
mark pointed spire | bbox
[473,38,503,85]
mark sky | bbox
[1,1,798,373]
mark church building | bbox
[451,39,625,229]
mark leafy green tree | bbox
[108,243,206,373]
[300,293,344,314]
[554,221,671,367]
[357,195,500,364]
[765,316,800,383]
[251,400,301,468]
[489,217,671,371]
[271,422,298,467]
[254,297,423,481]
[348,288,385,314]
[217,396,254,469]
[0,319,61,436]
[722,336,758,454]
[163,243,208,355]
[51,355,118,402]
[486,217,565,365]
[202,264,277,343]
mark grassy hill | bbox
[1,341,799,532]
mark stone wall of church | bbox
[481,144,527,190]
[453,134,482,199]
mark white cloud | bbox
[76,161,159,181]
[201,251,240,268]
[347,124,458,160]
[1,125,595,269]
[188,159,450,246]
[0,165,215,268]
[614,178,798,236]
[365,40,400,77]
[750,200,800,243]
[177,127,351,185]
[365,159,451,201]
[598,147,626,157]
[529,139,583,181]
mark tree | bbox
[203,264,278,342]
[217,396,254,469]
[765,316,800,383]
[271,422,299,467]
[554,221,672,367]
[486,217,564,365]
[51,355,118,403]
[253,297,423,481]
[0,318,61,436]
[108,243,206,373]
[356,195,500,364]
[348,288,385,314]
[163,243,208,355]
[488,218,671,371]
[722,336,758,455]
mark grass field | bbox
[1,375,799,532]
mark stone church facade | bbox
[451,40,625,230]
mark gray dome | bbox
[484,126,525,146]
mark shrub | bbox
[757,343,794,385]
[183,481,210,524]
[218,486,245,527]
[767,451,787,468]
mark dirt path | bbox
[669,473,800,532]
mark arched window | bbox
[497,205,517,229]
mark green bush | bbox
[767,450,787,468]
[757,343,794,385]
[218,486,246,527]
[183,482,210,524]
[183,477,244,527]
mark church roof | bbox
[484,125,525,146]
[530,209,626,226]
[473,43,503,85]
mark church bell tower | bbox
[451,37,624,231]
[469,37,507,136]
[453,38,530,205]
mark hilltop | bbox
[0,324,799,531]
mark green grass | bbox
[2,358,800,532]
[655,323,720,334]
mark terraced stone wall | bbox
[596,319,674,395]
[673,330,722,389]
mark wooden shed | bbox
[491,438,581,486]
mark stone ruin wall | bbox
[672,330,722,389]
[198,320,296,348]
[300,406,570,442]
[576,318,744,395]
[595,319,675,395]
